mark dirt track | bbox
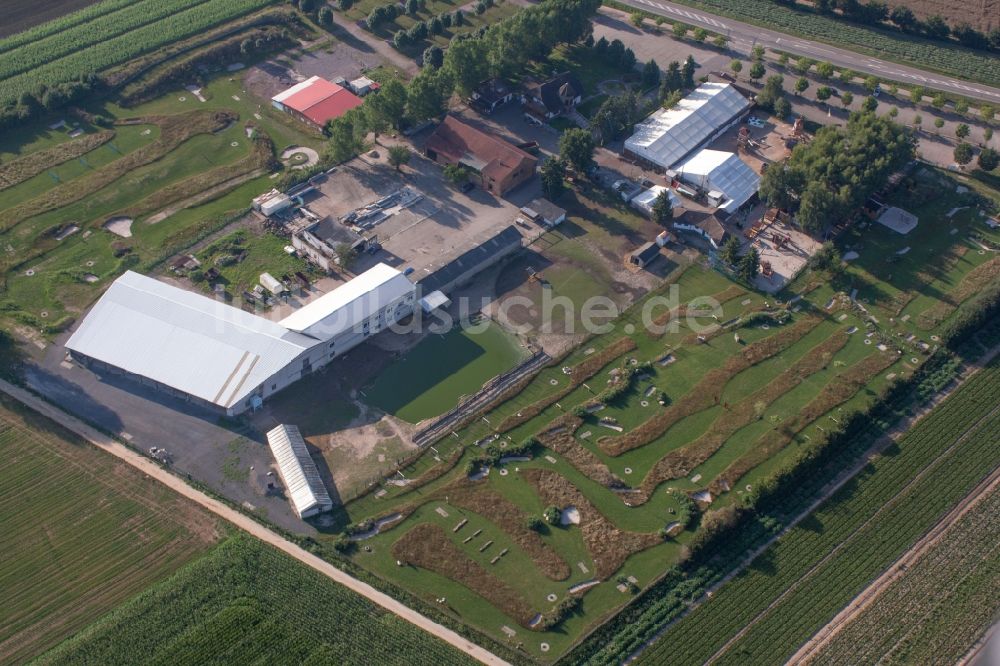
[0,378,509,666]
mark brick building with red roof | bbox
[425,116,537,196]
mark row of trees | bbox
[769,0,1000,52]
[760,110,916,234]
[326,0,601,161]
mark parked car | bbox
[523,113,542,126]
[460,181,474,193]
[747,116,765,128]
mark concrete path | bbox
[0,378,509,666]
[613,0,1000,104]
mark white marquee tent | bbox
[676,149,760,214]
[266,424,334,519]
[624,82,749,170]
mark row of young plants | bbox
[707,404,1000,664]
[0,0,276,105]
[0,0,210,82]
[561,298,1000,664]
[36,536,476,665]
[812,484,1000,664]
[0,0,139,54]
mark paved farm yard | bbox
[364,322,529,423]
[0,395,221,663]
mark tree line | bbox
[325,0,601,162]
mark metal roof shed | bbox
[266,424,334,519]
[279,263,416,340]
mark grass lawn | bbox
[364,321,528,423]
[576,94,608,120]
[0,69,322,329]
[0,396,221,664]
[194,229,315,299]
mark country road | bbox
[613,0,1000,104]
[0,379,508,666]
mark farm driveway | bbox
[0,378,510,666]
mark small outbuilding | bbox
[521,198,566,227]
[624,241,662,272]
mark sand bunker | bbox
[104,216,133,238]
[560,505,581,525]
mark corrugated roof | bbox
[417,225,523,294]
[272,76,363,125]
[266,424,333,518]
[66,272,317,409]
[678,149,760,213]
[279,263,415,340]
[624,83,749,169]
[300,88,363,126]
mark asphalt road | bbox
[615,0,1000,104]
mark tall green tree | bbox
[737,247,760,283]
[682,55,696,88]
[651,190,673,226]
[387,145,412,171]
[719,235,741,266]
[540,156,567,199]
[559,128,596,173]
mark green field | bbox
[37,535,475,665]
[333,165,1000,661]
[0,396,221,663]
[0,0,280,104]
[635,355,1000,665]
[809,480,1000,665]
[364,321,529,423]
[654,0,1000,88]
[0,70,322,331]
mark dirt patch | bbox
[523,468,659,580]
[392,523,538,627]
[433,481,571,581]
[633,332,850,504]
[536,414,622,488]
[916,256,1000,329]
[600,316,823,457]
[103,216,134,238]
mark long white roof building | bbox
[624,82,749,170]
[677,149,760,214]
[279,263,415,340]
[65,271,317,412]
[266,424,334,519]
[66,264,416,415]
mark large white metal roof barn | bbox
[624,82,749,170]
[65,271,317,413]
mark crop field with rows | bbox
[37,536,475,666]
[0,0,277,104]
[0,396,221,663]
[634,356,1000,665]
[807,479,1000,665]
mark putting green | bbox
[364,322,528,423]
